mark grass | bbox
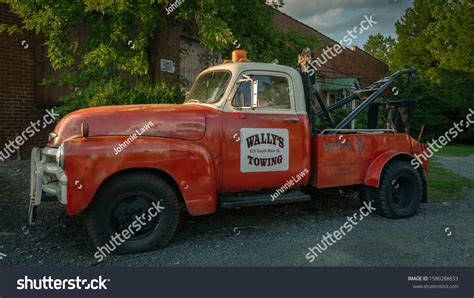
[436,144,474,157]
[427,159,474,201]
[426,145,474,201]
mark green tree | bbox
[363,33,396,65]
[391,0,473,77]
[388,0,474,144]
[0,0,316,114]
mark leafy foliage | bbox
[57,76,185,115]
[363,33,395,65]
[364,0,474,144]
[1,0,316,115]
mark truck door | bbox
[221,71,309,192]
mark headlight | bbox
[56,143,65,169]
[48,132,58,142]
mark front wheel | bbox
[361,160,422,218]
[86,172,180,255]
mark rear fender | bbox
[364,151,427,188]
[63,136,217,216]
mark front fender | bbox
[63,136,217,216]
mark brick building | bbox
[0,4,388,159]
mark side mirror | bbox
[237,75,258,110]
[251,80,258,109]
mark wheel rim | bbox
[390,174,415,209]
[111,193,161,240]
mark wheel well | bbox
[387,153,425,177]
[96,168,185,205]
[387,153,412,163]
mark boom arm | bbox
[333,67,416,131]
[308,67,416,133]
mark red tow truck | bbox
[30,50,428,254]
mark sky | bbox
[279,0,414,48]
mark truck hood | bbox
[49,104,211,147]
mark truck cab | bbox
[30,50,428,256]
[192,61,311,192]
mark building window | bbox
[180,37,221,91]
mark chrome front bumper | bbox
[29,147,68,224]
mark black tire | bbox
[86,172,179,255]
[361,160,422,219]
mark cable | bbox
[318,70,385,79]
[317,64,386,79]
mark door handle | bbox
[283,118,300,123]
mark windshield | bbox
[185,71,231,104]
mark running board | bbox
[220,190,311,208]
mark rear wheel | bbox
[86,172,179,255]
[361,160,422,218]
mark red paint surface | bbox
[50,104,211,147]
[64,136,218,216]
[51,104,428,217]
[313,134,428,188]
[55,104,222,216]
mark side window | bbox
[232,79,251,107]
[258,76,291,109]
[232,75,291,109]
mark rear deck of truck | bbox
[310,132,427,189]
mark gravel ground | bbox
[0,158,473,267]
[437,155,474,180]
